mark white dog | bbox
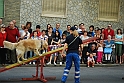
[4,39,48,63]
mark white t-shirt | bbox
[87,57,94,62]
[21,31,30,39]
[39,35,48,40]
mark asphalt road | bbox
[0,66,124,83]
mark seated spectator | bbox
[86,44,97,63]
[104,35,114,62]
[87,53,95,67]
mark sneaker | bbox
[87,66,89,68]
[60,62,62,66]
[33,62,35,65]
[47,62,51,65]
[92,66,94,68]
[29,62,32,64]
[54,62,57,66]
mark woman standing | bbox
[0,24,7,66]
[61,27,83,83]
[47,30,61,66]
[115,29,123,64]
[80,31,89,64]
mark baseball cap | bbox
[70,26,76,31]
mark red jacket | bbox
[5,27,20,43]
[0,32,7,47]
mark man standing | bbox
[5,21,20,64]
[77,23,86,36]
[63,25,71,36]
[12,20,19,29]
[102,24,115,40]
[53,23,63,37]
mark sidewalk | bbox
[1,63,124,67]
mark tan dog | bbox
[4,39,48,63]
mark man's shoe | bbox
[122,77,124,80]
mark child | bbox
[31,31,39,40]
[29,31,39,65]
[96,40,103,64]
[59,34,66,66]
[87,53,95,67]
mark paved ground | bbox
[0,66,124,83]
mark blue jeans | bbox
[61,53,80,83]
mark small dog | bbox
[4,39,48,63]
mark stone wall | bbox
[3,0,124,31]
[3,0,20,27]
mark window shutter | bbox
[42,0,66,18]
[0,0,4,18]
[98,0,120,21]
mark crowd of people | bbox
[0,18,124,67]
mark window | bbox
[98,0,120,21]
[0,0,4,18]
[42,0,66,18]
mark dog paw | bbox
[17,61,22,64]
[39,54,43,56]
[23,59,27,61]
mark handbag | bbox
[104,47,112,54]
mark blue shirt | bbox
[104,40,114,47]
[53,28,63,37]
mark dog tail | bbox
[3,41,18,50]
